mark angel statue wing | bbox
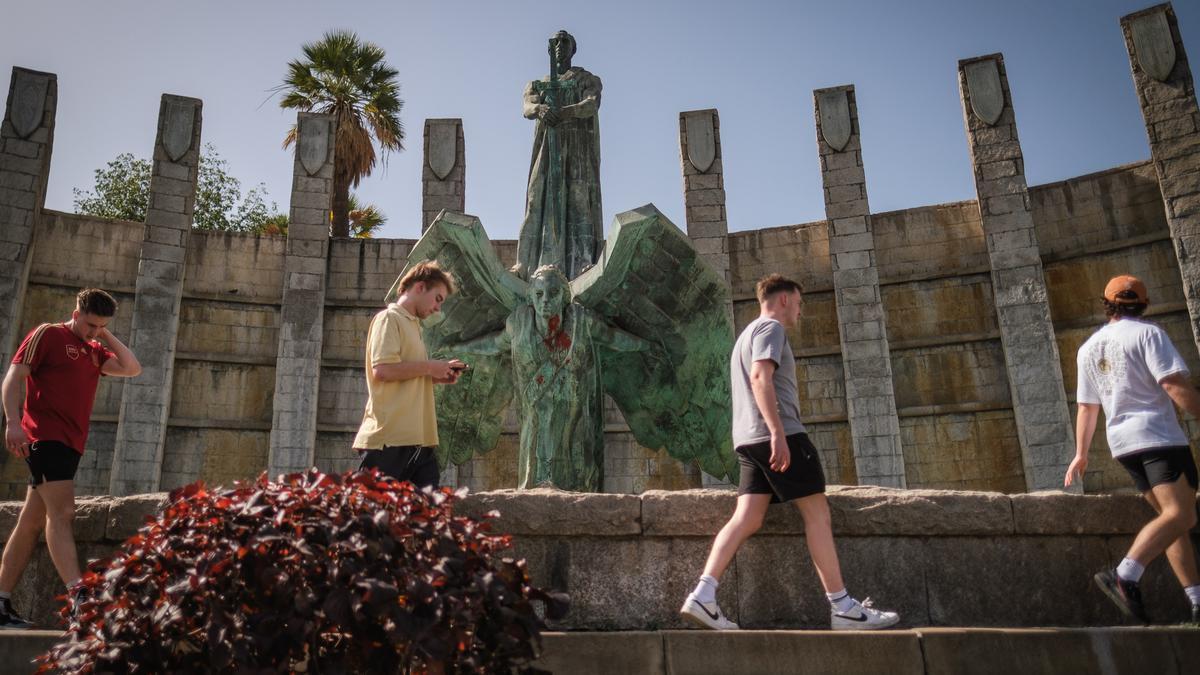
[571,204,737,481]
[389,210,528,467]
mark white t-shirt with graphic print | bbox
[1076,318,1191,458]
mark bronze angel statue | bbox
[387,204,736,491]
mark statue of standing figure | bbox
[516,30,603,281]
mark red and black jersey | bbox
[11,323,114,454]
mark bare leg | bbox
[702,494,771,579]
[1127,476,1199,573]
[0,487,46,593]
[36,480,81,587]
[1142,484,1200,587]
[794,493,845,594]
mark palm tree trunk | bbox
[331,168,351,238]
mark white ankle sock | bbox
[1185,585,1200,606]
[0,591,9,600]
[826,589,856,613]
[1116,557,1145,583]
[692,575,719,604]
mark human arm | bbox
[373,359,466,384]
[1160,372,1200,420]
[750,359,789,473]
[98,328,141,377]
[1066,403,1100,487]
[2,364,30,458]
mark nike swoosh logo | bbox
[695,602,721,620]
[835,613,869,622]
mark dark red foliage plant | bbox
[37,469,568,674]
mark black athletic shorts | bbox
[357,445,440,489]
[1118,445,1199,493]
[736,432,826,503]
[26,440,82,486]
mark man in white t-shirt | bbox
[1068,275,1200,624]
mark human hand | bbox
[1064,454,1088,488]
[768,433,790,473]
[435,360,468,384]
[5,423,29,458]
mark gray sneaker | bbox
[680,594,739,630]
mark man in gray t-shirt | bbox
[679,274,899,631]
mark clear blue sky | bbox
[2,0,1196,240]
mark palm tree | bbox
[348,193,386,238]
[278,30,404,237]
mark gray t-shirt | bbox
[731,317,807,448]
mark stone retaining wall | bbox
[5,488,1198,631]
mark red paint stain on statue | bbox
[543,315,572,351]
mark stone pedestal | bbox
[813,85,906,487]
[109,95,202,496]
[679,108,735,488]
[957,54,1076,493]
[1122,4,1200,355]
[0,67,56,367]
[268,113,335,475]
[422,118,465,232]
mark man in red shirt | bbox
[0,289,141,628]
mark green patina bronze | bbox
[389,206,737,491]
[515,29,603,281]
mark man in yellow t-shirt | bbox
[353,261,465,487]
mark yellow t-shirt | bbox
[352,303,438,448]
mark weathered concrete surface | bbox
[917,627,1200,675]
[5,489,1200,630]
[13,628,1197,674]
[456,488,641,536]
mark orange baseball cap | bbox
[1104,275,1149,304]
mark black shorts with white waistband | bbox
[357,445,440,489]
[736,432,826,503]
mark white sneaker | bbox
[830,597,900,630]
[680,594,739,630]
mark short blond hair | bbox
[397,260,457,295]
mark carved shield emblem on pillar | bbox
[10,71,49,140]
[162,100,195,163]
[299,115,331,176]
[427,121,458,180]
[1130,10,1176,82]
[817,89,852,152]
[684,111,716,173]
[964,59,1004,126]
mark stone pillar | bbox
[958,54,1076,493]
[679,109,730,283]
[422,118,465,232]
[1122,4,1200,354]
[109,95,202,495]
[0,67,56,367]
[813,85,906,488]
[268,113,335,475]
[679,108,734,488]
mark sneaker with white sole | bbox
[0,597,33,630]
[680,594,739,630]
[830,597,899,630]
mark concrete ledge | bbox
[6,489,1200,629]
[662,630,924,675]
[0,629,60,670]
[916,627,1200,675]
[457,488,642,536]
[11,628,1198,673]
